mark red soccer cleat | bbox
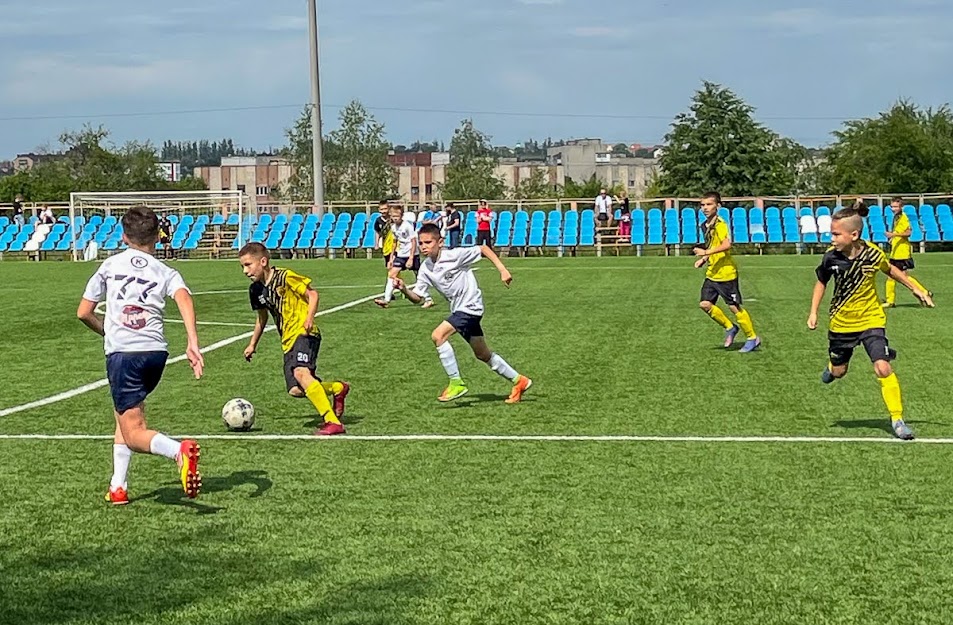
[105,486,129,506]
[315,422,346,436]
[333,382,350,418]
[177,439,202,499]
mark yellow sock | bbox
[707,306,733,330]
[320,381,344,395]
[885,278,896,304]
[878,373,903,422]
[908,276,928,294]
[734,309,757,339]
[305,381,340,425]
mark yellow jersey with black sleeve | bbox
[249,268,318,353]
[889,213,913,260]
[815,241,890,332]
[701,216,738,282]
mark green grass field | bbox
[2,253,952,624]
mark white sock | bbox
[383,278,395,302]
[149,433,180,461]
[110,444,132,489]
[436,342,461,379]
[489,353,519,382]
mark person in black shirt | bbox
[445,203,462,248]
[12,195,24,227]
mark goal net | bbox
[68,190,247,261]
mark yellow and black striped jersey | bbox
[889,213,913,260]
[700,216,738,282]
[816,241,890,332]
[249,268,318,353]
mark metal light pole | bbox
[307,0,325,216]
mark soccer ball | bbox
[222,398,255,431]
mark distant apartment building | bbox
[195,155,293,211]
[13,152,61,172]
[546,138,659,195]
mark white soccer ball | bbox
[222,398,255,431]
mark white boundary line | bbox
[0,291,382,418]
[0,433,949,444]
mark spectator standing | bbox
[617,192,631,241]
[40,205,55,225]
[445,202,462,248]
[476,200,493,247]
[595,189,613,228]
[12,195,25,227]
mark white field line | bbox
[0,291,382,418]
[0,433,949,444]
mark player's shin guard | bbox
[436,342,461,380]
[305,381,340,425]
[383,278,395,302]
[878,373,903,422]
[488,353,519,382]
[707,306,733,330]
[149,433,181,460]
[885,278,897,305]
[734,309,757,339]
[111,444,132,489]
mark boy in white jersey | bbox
[77,206,205,505]
[394,223,532,403]
[375,205,433,308]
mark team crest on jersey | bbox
[120,305,148,330]
[131,256,148,269]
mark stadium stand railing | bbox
[2,195,953,261]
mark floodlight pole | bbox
[308,0,325,217]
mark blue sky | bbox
[1,0,951,157]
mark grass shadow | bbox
[832,419,947,435]
[135,469,273,514]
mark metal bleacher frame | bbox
[2,193,953,261]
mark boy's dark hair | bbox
[122,205,160,245]
[446,202,454,209]
[238,242,271,259]
[702,191,722,204]
[890,196,904,205]
[418,223,442,238]
[833,200,870,219]
[379,199,389,207]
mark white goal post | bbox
[68,190,246,262]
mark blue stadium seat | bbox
[732,207,749,244]
[346,215,368,249]
[630,209,646,245]
[529,210,546,230]
[579,210,595,246]
[496,211,514,247]
[561,211,578,246]
[748,208,766,244]
[314,230,331,248]
[212,214,225,226]
[718,207,731,227]
[902,205,923,242]
[782,207,799,243]
[545,210,562,247]
[765,207,782,243]
[225,213,239,226]
[0,216,8,229]
[646,208,663,245]
[511,211,529,247]
[679,208,698,245]
[663,209,680,245]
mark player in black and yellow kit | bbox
[238,242,349,436]
[808,202,934,440]
[693,191,761,352]
[883,197,932,308]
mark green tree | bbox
[0,125,205,202]
[559,173,612,199]
[511,167,553,200]
[656,81,805,197]
[440,119,505,201]
[324,100,395,202]
[612,143,631,157]
[816,101,953,193]
[279,101,395,202]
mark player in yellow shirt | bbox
[692,192,760,353]
[238,243,349,436]
[883,197,932,308]
[807,201,934,440]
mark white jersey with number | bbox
[393,221,416,258]
[413,247,484,315]
[82,249,190,355]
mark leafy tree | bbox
[0,125,205,202]
[559,173,614,199]
[279,101,395,202]
[611,143,631,157]
[511,168,553,200]
[656,81,805,197]
[816,101,953,193]
[440,119,505,201]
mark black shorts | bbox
[476,231,493,246]
[159,236,171,245]
[828,328,893,366]
[700,278,743,307]
[447,311,484,342]
[889,258,915,272]
[383,252,393,267]
[393,255,420,271]
[106,351,168,413]
[284,334,321,392]
[597,213,609,223]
